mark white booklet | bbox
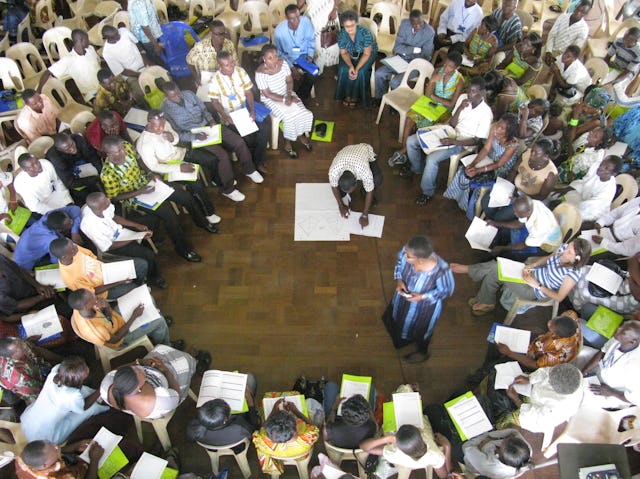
[338,374,372,415]
[263,394,306,419]
[196,370,248,411]
[191,125,222,148]
[130,452,168,479]
[417,126,455,153]
[79,427,122,468]
[134,180,175,210]
[461,153,493,169]
[123,107,149,129]
[392,392,423,429]
[21,305,62,341]
[606,141,628,157]
[579,228,612,256]
[167,164,199,182]
[465,216,498,251]
[380,55,409,73]
[586,262,624,295]
[494,325,531,354]
[76,163,99,178]
[229,108,259,137]
[494,361,524,390]
[116,285,160,330]
[488,177,515,208]
[101,260,136,285]
[35,267,66,291]
[496,257,526,284]
[118,229,148,243]
[445,392,493,440]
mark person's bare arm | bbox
[581,350,604,375]
[108,304,144,344]
[496,343,538,369]
[360,435,395,455]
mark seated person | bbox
[581,319,640,408]
[100,346,198,419]
[136,110,222,228]
[13,206,83,270]
[324,394,377,449]
[16,439,105,479]
[496,33,543,89]
[15,90,60,144]
[613,106,640,174]
[546,45,592,105]
[252,399,319,474]
[374,10,435,102]
[503,363,584,433]
[85,110,132,155]
[483,70,527,118]
[100,135,204,262]
[161,82,262,202]
[81,192,166,288]
[360,423,452,478]
[405,77,493,205]
[186,374,260,446]
[517,98,550,146]
[51,237,146,300]
[589,197,640,257]
[484,195,562,260]
[208,51,269,174]
[101,25,146,107]
[461,429,532,479]
[186,19,239,89]
[557,126,614,184]
[0,337,58,404]
[561,87,613,158]
[390,51,464,167]
[451,239,591,316]
[93,69,133,117]
[489,0,522,55]
[14,154,73,215]
[603,27,640,90]
[68,288,171,347]
[570,254,640,317]
[550,156,622,224]
[459,16,499,76]
[435,0,483,52]
[20,356,109,443]
[45,132,102,205]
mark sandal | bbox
[415,194,431,205]
[387,151,408,167]
[470,303,496,317]
[342,97,353,107]
[467,297,479,307]
[301,141,313,152]
[285,148,298,158]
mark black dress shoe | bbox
[183,251,202,262]
[203,223,219,234]
[150,277,168,289]
[163,315,173,327]
[170,339,186,351]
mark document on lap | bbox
[116,285,160,330]
[101,260,137,285]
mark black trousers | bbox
[227,117,270,169]
[293,67,315,101]
[137,194,194,255]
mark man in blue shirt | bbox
[128,0,165,66]
[374,10,435,102]
[14,206,83,270]
[274,4,316,102]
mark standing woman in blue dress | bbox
[335,10,378,108]
[382,236,455,364]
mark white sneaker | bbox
[206,213,222,224]
[223,189,245,202]
[246,171,264,184]
[342,193,351,207]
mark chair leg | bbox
[375,100,385,124]
[398,112,406,144]
[134,416,144,444]
[270,117,279,150]
[207,451,220,475]
[396,465,411,479]
[188,388,197,401]
[236,449,252,479]
[153,422,172,451]
[296,460,310,479]
[503,298,521,325]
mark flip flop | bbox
[470,303,496,316]
[467,297,479,307]
[387,151,408,167]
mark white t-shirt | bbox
[453,94,493,141]
[48,46,101,102]
[102,28,145,77]
[14,159,72,215]
[80,205,124,253]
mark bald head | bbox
[615,320,640,352]
[513,195,533,220]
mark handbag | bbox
[588,259,625,298]
[355,451,380,479]
[321,21,338,48]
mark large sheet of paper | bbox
[461,153,493,169]
[586,262,623,295]
[488,178,515,208]
[130,453,168,479]
[465,217,498,251]
[392,392,423,429]
[496,257,527,284]
[116,285,160,330]
[118,229,147,243]
[494,361,524,389]
[494,325,531,354]
[606,141,628,157]
[101,260,136,285]
[191,125,222,148]
[295,183,349,241]
[229,108,259,137]
[579,228,612,256]
[124,107,148,129]
[380,55,409,73]
[76,163,99,178]
[346,212,385,238]
[35,266,66,291]
[196,370,248,411]
[134,180,175,210]
[417,126,455,153]
[166,164,199,182]
[263,394,307,419]
[21,305,62,341]
[444,391,493,441]
[80,427,122,468]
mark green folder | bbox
[97,446,128,479]
[160,467,178,479]
[504,62,527,78]
[339,374,372,401]
[586,306,623,339]
[6,206,31,235]
[382,401,396,433]
[444,391,492,441]
[410,96,448,123]
[496,258,527,284]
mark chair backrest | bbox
[42,26,73,64]
[153,0,169,23]
[611,173,639,209]
[27,136,54,158]
[397,58,434,94]
[88,14,116,47]
[0,58,25,91]
[55,13,88,29]
[16,15,37,45]
[553,202,582,242]
[516,9,533,34]
[0,32,10,57]
[238,1,271,37]
[0,419,28,454]
[585,57,609,85]
[370,1,402,36]
[70,110,97,134]
[189,0,214,19]
[94,0,121,17]
[40,76,76,110]
[113,10,131,29]
[138,65,171,94]
[608,17,640,43]
[6,43,47,81]
[526,84,547,100]
[268,0,286,28]
[34,0,55,30]
[359,17,379,38]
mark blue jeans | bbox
[322,381,377,416]
[124,316,170,345]
[374,66,417,99]
[407,134,463,196]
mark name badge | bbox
[457,24,466,32]
[292,46,301,53]
[228,93,237,101]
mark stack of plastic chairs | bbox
[160,21,200,78]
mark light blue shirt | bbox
[128,0,162,43]
[393,18,435,61]
[274,15,315,66]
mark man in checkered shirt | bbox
[328,143,383,228]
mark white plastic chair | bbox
[215,0,243,45]
[93,334,153,373]
[503,296,558,325]
[27,136,54,159]
[94,0,121,17]
[269,115,281,150]
[88,12,117,47]
[370,1,402,56]
[611,173,638,209]
[543,406,640,458]
[268,0,287,29]
[54,13,88,30]
[34,0,56,31]
[447,149,476,186]
[189,0,217,20]
[16,15,42,48]
[264,449,313,479]
[197,438,252,478]
[584,57,609,85]
[40,77,92,124]
[0,419,27,455]
[237,1,272,61]
[375,58,434,142]
[6,43,47,90]
[516,9,534,34]
[0,32,10,57]
[112,10,131,29]
[70,110,97,134]
[154,0,169,23]
[138,65,171,95]
[553,202,582,243]
[526,84,548,100]
[359,17,379,97]
[0,58,25,92]
[584,17,640,59]
[324,441,368,479]
[42,26,73,64]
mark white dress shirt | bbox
[136,125,189,175]
[596,197,640,256]
[80,205,124,253]
[565,162,617,221]
[14,159,72,215]
[437,0,483,43]
[452,94,493,141]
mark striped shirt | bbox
[490,8,523,46]
[608,38,640,73]
[208,66,253,113]
[532,244,582,299]
[328,144,377,192]
[545,13,589,54]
